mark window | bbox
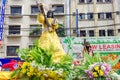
[79,13,85,20]
[80,30,86,37]
[9,25,21,35]
[105,0,112,3]
[11,6,22,14]
[106,13,112,19]
[97,0,103,3]
[107,29,114,36]
[73,29,76,34]
[89,30,94,37]
[31,5,39,14]
[99,30,105,36]
[79,0,85,3]
[118,29,120,33]
[30,25,42,36]
[87,13,94,20]
[29,45,34,49]
[52,5,64,13]
[86,0,92,3]
[7,46,19,56]
[98,13,104,19]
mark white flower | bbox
[101,65,106,71]
[55,68,63,76]
[30,60,37,68]
[43,74,48,77]
[38,64,45,71]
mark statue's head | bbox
[47,10,54,18]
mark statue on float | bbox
[82,39,94,57]
[37,3,66,63]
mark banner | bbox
[60,37,120,55]
[0,0,6,46]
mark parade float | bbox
[0,2,120,80]
[0,38,120,80]
[0,40,119,80]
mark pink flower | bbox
[73,60,80,66]
[85,70,94,79]
[101,63,111,76]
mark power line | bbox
[0,11,120,17]
[1,23,120,31]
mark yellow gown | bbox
[37,14,66,63]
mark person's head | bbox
[84,42,90,47]
[47,10,54,18]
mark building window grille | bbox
[98,13,104,19]
[86,0,92,3]
[52,5,64,13]
[79,13,85,20]
[99,30,106,36]
[79,0,85,3]
[105,0,112,3]
[107,29,114,36]
[9,25,21,35]
[30,25,42,36]
[97,0,103,3]
[7,46,19,56]
[80,30,86,37]
[89,30,94,37]
[106,12,112,19]
[87,13,94,20]
[73,29,76,34]
[31,5,39,14]
[118,29,120,33]
[11,6,22,14]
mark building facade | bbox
[0,0,66,57]
[70,0,120,37]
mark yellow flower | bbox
[29,67,34,73]
[40,76,45,80]
[27,54,34,60]
[27,72,32,77]
[93,72,98,77]
[62,72,66,77]
[21,69,26,74]
[36,72,41,76]
[98,70,104,76]
[94,66,99,71]
[47,70,56,78]
[21,62,30,69]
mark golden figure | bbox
[37,3,66,63]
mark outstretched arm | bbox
[37,3,50,28]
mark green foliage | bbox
[63,37,75,54]
[116,69,120,75]
[12,40,75,80]
[29,25,42,36]
[53,54,75,80]
[56,24,66,37]
[18,40,53,67]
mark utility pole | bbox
[66,0,71,36]
[76,9,79,37]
